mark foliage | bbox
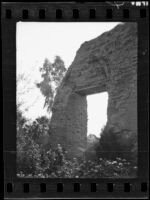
[17,105,50,175]
[17,108,137,178]
[17,73,36,113]
[23,116,49,144]
[17,144,137,178]
[36,56,66,112]
[96,125,137,164]
[17,103,27,131]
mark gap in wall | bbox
[87,92,108,139]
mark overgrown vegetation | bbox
[17,56,137,178]
[17,108,137,178]
[95,125,137,164]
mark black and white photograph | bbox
[16,22,138,179]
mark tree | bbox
[17,72,38,114]
[36,56,66,112]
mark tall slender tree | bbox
[36,56,66,112]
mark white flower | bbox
[112,161,117,164]
[106,161,111,164]
[118,163,123,166]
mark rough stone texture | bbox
[49,23,137,158]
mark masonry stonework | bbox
[49,23,137,158]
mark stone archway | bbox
[49,23,137,158]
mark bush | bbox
[17,108,137,178]
[96,125,137,164]
[17,146,137,178]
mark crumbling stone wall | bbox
[49,23,137,158]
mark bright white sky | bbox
[17,22,120,137]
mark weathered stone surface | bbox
[49,23,137,158]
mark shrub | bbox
[17,142,137,178]
[96,125,137,164]
[72,157,137,178]
[17,141,66,177]
[17,109,137,178]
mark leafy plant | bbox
[96,125,137,164]
[17,107,137,178]
[36,56,66,112]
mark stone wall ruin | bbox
[49,23,137,158]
